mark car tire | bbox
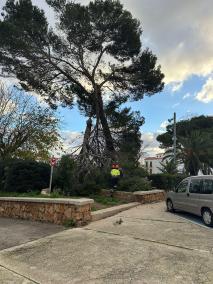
[166,199,175,212]
[201,208,213,227]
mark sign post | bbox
[49,157,57,193]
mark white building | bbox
[145,153,164,174]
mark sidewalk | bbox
[0,202,213,283]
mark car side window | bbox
[201,179,213,194]
[176,180,188,193]
[189,179,201,193]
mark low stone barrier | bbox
[100,189,136,202]
[92,202,140,222]
[134,190,166,203]
[101,189,165,204]
[0,197,94,226]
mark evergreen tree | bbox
[0,0,164,162]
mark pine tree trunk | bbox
[96,90,116,158]
[80,117,92,155]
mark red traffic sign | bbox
[50,157,57,167]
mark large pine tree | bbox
[0,0,164,161]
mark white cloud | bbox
[61,131,83,152]
[160,120,169,130]
[172,102,180,108]
[121,0,213,84]
[51,130,83,157]
[183,92,191,100]
[196,77,213,103]
[170,81,183,92]
[141,132,162,157]
[79,0,213,84]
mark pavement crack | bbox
[83,228,210,254]
[0,264,40,284]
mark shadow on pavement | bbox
[175,211,213,229]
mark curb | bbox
[91,202,140,222]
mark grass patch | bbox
[63,219,77,228]
[90,195,122,205]
[90,194,128,211]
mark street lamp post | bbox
[173,112,177,165]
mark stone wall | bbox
[100,189,136,202]
[134,190,166,203]
[101,189,165,204]
[0,197,94,226]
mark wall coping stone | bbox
[92,202,140,222]
[0,197,94,206]
[133,190,165,195]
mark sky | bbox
[0,0,213,156]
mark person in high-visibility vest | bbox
[110,163,121,189]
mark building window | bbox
[146,161,148,168]
[150,161,152,167]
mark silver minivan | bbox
[166,176,213,227]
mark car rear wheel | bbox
[201,208,213,227]
[167,199,175,212]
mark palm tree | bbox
[158,160,177,174]
[164,131,212,176]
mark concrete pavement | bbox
[0,202,213,283]
[0,217,64,250]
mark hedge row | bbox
[148,174,187,191]
[0,158,186,194]
[0,160,50,193]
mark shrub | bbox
[2,159,50,193]
[75,179,101,196]
[0,160,4,191]
[63,219,77,228]
[149,174,187,191]
[75,169,108,196]
[53,155,76,194]
[118,176,152,192]
[128,167,149,178]
[53,156,105,196]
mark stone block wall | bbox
[100,189,136,202]
[134,190,166,203]
[0,197,94,226]
[101,189,165,204]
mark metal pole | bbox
[49,165,53,193]
[173,112,177,165]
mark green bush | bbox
[1,159,50,193]
[0,161,4,191]
[148,174,187,191]
[53,155,76,194]
[118,176,152,192]
[63,219,77,228]
[53,156,105,196]
[75,179,100,196]
[75,169,108,196]
[128,167,149,178]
